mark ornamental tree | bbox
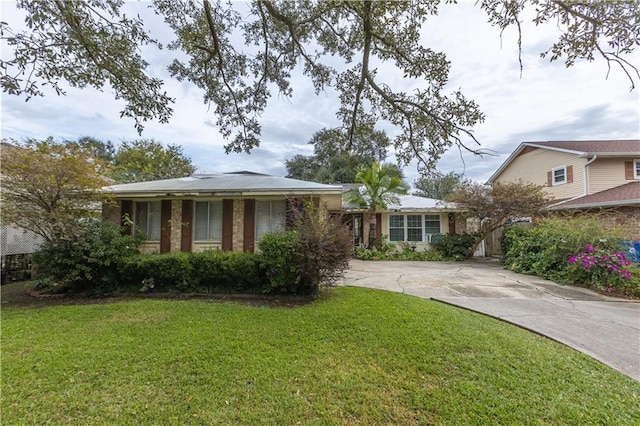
[448,181,551,255]
[0,138,109,241]
[2,1,637,171]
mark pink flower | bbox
[568,255,577,264]
[585,244,594,253]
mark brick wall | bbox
[170,200,182,253]
[232,199,245,252]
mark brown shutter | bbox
[375,213,382,244]
[181,200,193,252]
[222,199,234,251]
[546,171,552,187]
[243,199,256,252]
[121,200,133,235]
[625,161,634,180]
[448,213,456,234]
[160,200,171,253]
[566,165,573,184]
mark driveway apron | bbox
[342,259,640,381]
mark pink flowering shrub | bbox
[568,244,634,294]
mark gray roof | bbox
[103,172,343,196]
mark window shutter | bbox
[625,161,634,180]
[243,199,255,253]
[547,171,552,187]
[222,199,234,251]
[566,165,573,184]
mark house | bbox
[487,140,640,239]
[342,192,463,251]
[102,172,343,254]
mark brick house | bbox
[487,140,640,239]
[102,172,343,254]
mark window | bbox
[407,215,423,242]
[552,166,566,185]
[635,160,640,179]
[194,201,223,241]
[134,201,161,240]
[256,200,286,239]
[389,215,405,242]
[388,214,441,243]
[424,215,441,235]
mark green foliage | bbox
[431,232,477,260]
[121,250,263,294]
[109,139,196,183]
[413,170,470,200]
[501,217,638,297]
[258,231,302,294]
[354,239,445,261]
[2,1,637,166]
[258,205,352,295]
[32,219,139,294]
[345,162,409,211]
[285,127,394,183]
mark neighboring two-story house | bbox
[487,140,640,239]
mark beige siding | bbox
[494,148,587,200]
[587,158,637,194]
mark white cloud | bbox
[1,1,638,188]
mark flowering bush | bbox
[568,244,633,293]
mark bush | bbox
[501,217,639,297]
[123,250,263,294]
[258,231,302,294]
[258,204,352,295]
[33,219,139,294]
[431,232,476,260]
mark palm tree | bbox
[346,162,408,247]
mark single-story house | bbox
[102,172,466,254]
[102,172,343,254]
[342,191,464,251]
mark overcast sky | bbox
[1,1,638,187]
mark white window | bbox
[134,201,161,240]
[424,215,441,236]
[389,215,405,242]
[552,166,567,185]
[194,201,223,241]
[407,215,423,242]
[388,214,441,243]
[635,160,640,179]
[256,200,286,239]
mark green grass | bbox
[2,287,639,425]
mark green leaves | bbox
[346,162,409,211]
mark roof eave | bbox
[549,199,640,210]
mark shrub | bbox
[258,231,302,294]
[33,219,139,294]
[431,232,476,260]
[258,204,352,295]
[501,217,639,297]
[122,250,263,294]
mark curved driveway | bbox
[342,259,640,381]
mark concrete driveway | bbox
[342,259,640,381]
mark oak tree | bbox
[2,1,638,171]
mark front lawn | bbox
[2,287,638,424]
